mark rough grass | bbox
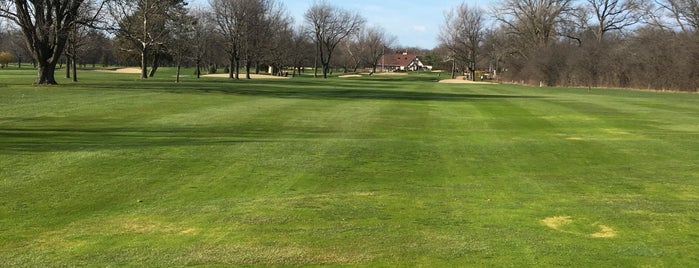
[1,67,698,266]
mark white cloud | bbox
[413,25,427,32]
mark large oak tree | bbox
[1,0,86,84]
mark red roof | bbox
[380,51,419,67]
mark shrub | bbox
[0,51,14,68]
[208,65,217,74]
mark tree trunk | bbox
[35,62,58,85]
[229,57,235,79]
[245,58,251,79]
[196,61,201,79]
[65,58,71,79]
[313,53,318,78]
[140,46,148,79]
[451,59,456,79]
[72,56,77,82]
[149,53,160,77]
[176,64,181,83]
[234,57,240,80]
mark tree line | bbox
[0,0,393,84]
[440,0,698,91]
[1,0,697,91]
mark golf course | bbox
[1,68,697,266]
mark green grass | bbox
[1,67,698,266]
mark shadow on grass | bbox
[0,126,320,153]
[195,87,536,102]
[85,78,540,102]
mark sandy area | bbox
[339,74,362,78]
[373,72,408,76]
[94,68,142,74]
[438,76,495,84]
[201,73,289,79]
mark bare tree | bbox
[210,0,242,79]
[189,7,212,79]
[289,26,314,77]
[440,2,485,81]
[358,26,396,74]
[6,29,32,68]
[239,0,278,79]
[80,29,114,68]
[494,0,575,51]
[304,1,365,78]
[210,0,283,79]
[263,2,293,76]
[587,0,644,41]
[170,7,195,83]
[107,0,186,79]
[0,0,87,84]
[341,37,362,73]
[654,0,699,32]
[63,2,103,82]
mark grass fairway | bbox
[1,68,698,266]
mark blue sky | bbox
[191,0,486,49]
[283,0,484,49]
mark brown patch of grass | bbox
[542,216,617,238]
[541,216,573,231]
[591,224,617,238]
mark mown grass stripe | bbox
[1,69,698,266]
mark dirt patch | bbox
[201,73,289,79]
[339,74,362,78]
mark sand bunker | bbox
[373,72,407,76]
[201,73,289,79]
[94,68,142,74]
[438,76,495,84]
[339,74,362,78]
